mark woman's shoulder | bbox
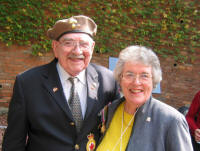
[150,98,185,121]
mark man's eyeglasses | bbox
[121,72,152,83]
[59,40,91,50]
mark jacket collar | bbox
[84,64,100,120]
[42,59,100,122]
[106,96,152,129]
[42,59,74,120]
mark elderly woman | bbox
[96,45,193,151]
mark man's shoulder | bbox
[89,63,112,74]
[18,59,55,78]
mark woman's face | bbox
[120,61,153,110]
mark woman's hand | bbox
[194,129,200,142]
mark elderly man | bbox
[2,15,120,151]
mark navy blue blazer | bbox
[2,59,120,151]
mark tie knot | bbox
[68,77,78,84]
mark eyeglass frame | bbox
[58,39,93,51]
[121,71,152,83]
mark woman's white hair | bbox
[113,45,162,88]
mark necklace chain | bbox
[111,104,137,151]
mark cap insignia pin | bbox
[68,17,78,29]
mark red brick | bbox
[0,44,200,110]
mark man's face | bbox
[52,33,95,76]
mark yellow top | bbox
[96,102,135,151]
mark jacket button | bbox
[75,144,80,150]
[70,122,75,126]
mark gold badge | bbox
[53,87,58,92]
[86,133,96,151]
[68,17,78,29]
[101,123,106,134]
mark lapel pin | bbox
[146,117,151,122]
[91,83,96,90]
[53,87,58,92]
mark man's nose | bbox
[72,44,82,54]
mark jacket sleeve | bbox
[2,75,27,151]
[186,91,200,136]
[166,115,193,151]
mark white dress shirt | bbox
[56,63,87,118]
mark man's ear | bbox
[52,40,59,58]
[91,41,95,52]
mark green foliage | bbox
[0,0,199,63]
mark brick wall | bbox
[0,43,200,109]
[0,44,54,107]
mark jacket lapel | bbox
[42,59,73,120]
[106,98,124,129]
[126,97,152,150]
[84,64,99,120]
